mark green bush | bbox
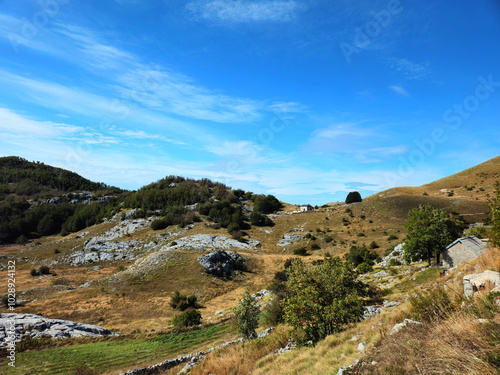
[293,247,308,256]
[345,191,362,204]
[39,265,50,275]
[170,291,198,311]
[389,259,402,267]
[325,235,333,243]
[344,245,377,267]
[369,241,379,249]
[357,262,373,274]
[172,309,202,329]
[310,243,320,250]
[283,258,370,344]
[250,211,274,227]
[387,234,398,241]
[151,219,168,231]
[30,268,39,277]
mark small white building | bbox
[300,204,314,212]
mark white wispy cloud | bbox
[186,0,304,23]
[305,123,408,162]
[389,85,410,97]
[116,130,187,145]
[116,67,263,123]
[0,107,83,138]
[386,58,431,80]
[55,24,136,69]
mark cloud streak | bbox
[186,0,304,23]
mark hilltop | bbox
[0,156,121,198]
[0,155,499,374]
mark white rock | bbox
[390,319,422,335]
[463,270,500,298]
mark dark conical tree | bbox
[345,191,362,204]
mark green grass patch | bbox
[394,267,443,293]
[0,323,234,375]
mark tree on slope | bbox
[282,258,371,344]
[234,291,259,339]
[403,205,463,266]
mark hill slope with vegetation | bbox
[0,155,499,374]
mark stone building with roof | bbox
[442,236,489,268]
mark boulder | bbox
[463,270,500,298]
[390,319,422,335]
[197,249,243,277]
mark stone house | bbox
[442,236,489,268]
[300,204,314,212]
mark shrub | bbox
[389,259,402,267]
[227,222,241,235]
[357,233,365,237]
[39,266,50,275]
[54,248,61,254]
[345,245,378,267]
[325,235,333,243]
[357,262,373,274]
[388,234,398,241]
[369,241,379,249]
[293,247,308,256]
[234,291,259,338]
[30,268,39,277]
[345,191,362,204]
[170,291,198,311]
[172,309,201,329]
[151,219,168,231]
[250,211,274,226]
[465,225,488,239]
[310,243,320,250]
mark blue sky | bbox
[0,0,499,204]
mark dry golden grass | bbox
[180,326,289,375]
[353,311,500,375]
[477,247,500,273]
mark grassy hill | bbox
[0,156,121,198]
[0,155,499,374]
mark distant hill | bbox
[363,155,500,225]
[0,156,120,197]
[371,155,500,200]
